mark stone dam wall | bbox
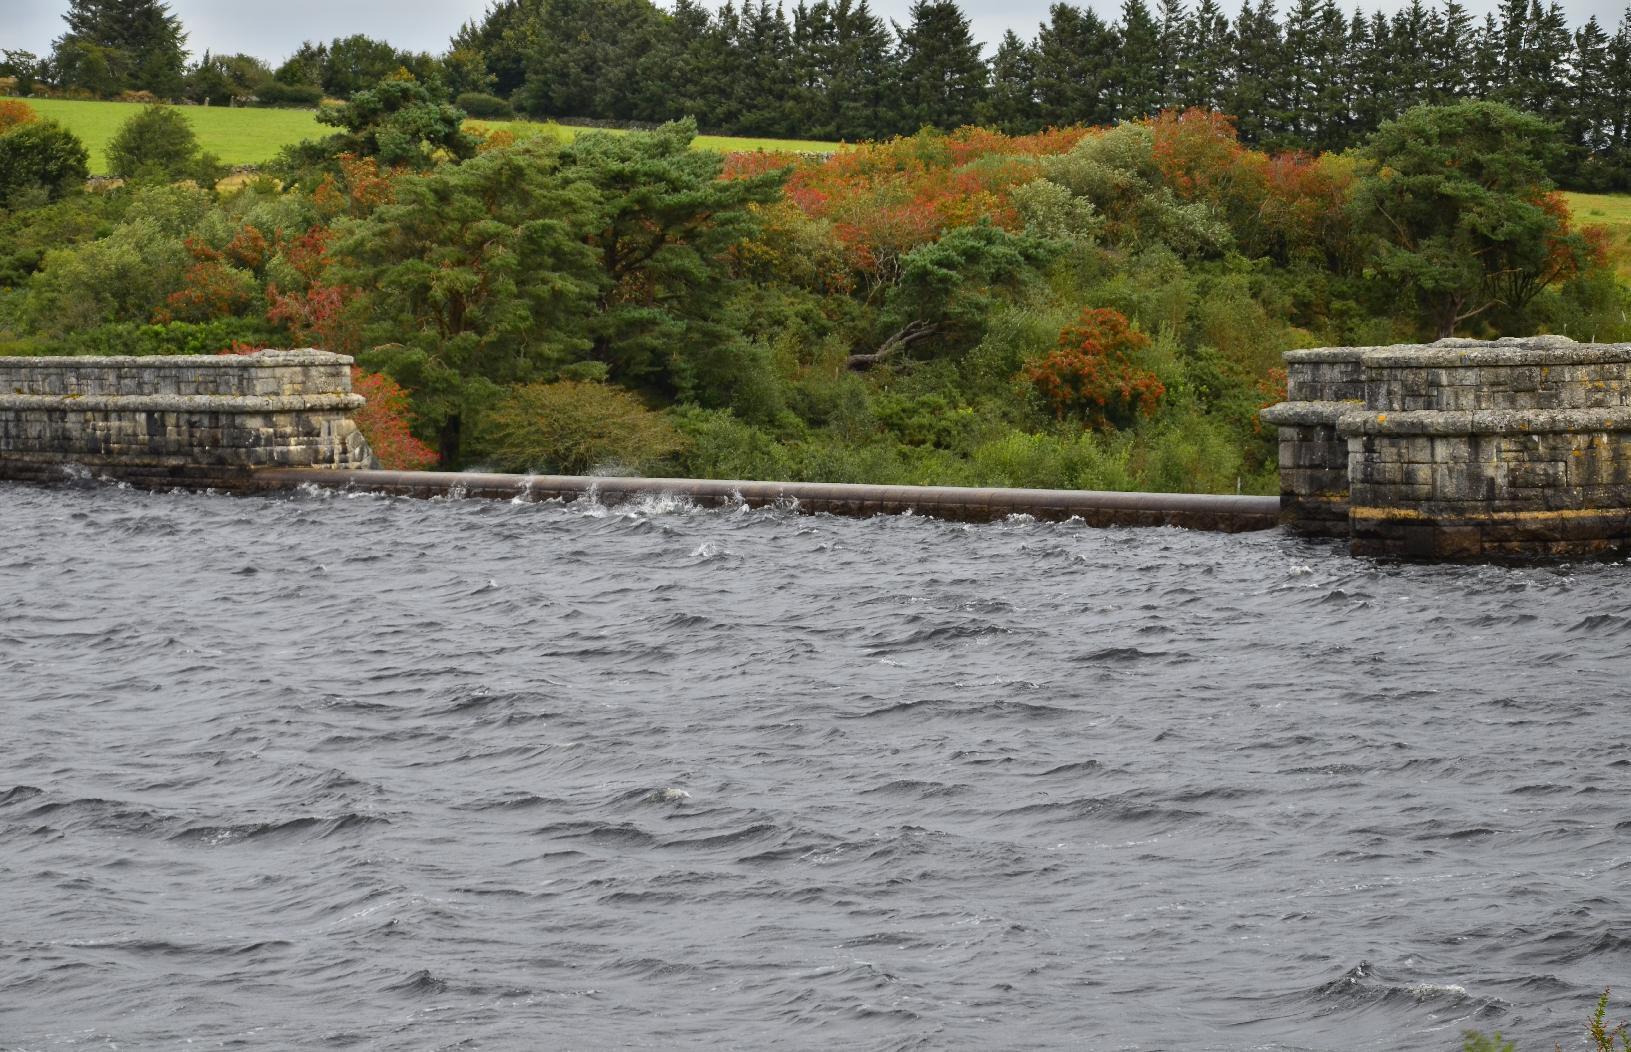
[0,351,1277,533]
[1262,336,1631,560]
[0,351,375,487]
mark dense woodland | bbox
[1,66,1626,491]
[13,0,1631,186]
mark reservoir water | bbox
[2,480,1628,1050]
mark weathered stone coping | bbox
[0,393,365,412]
[1282,347,1377,364]
[0,350,350,369]
[1337,407,1631,436]
[1358,346,1631,368]
[248,468,1281,533]
[1259,400,1363,426]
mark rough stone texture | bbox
[1260,347,1367,537]
[1262,336,1631,561]
[0,351,375,488]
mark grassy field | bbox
[24,98,842,174]
[1563,191,1631,279]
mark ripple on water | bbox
[1,479,1628,1050]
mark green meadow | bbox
[1563,190,1631,280]
[24,98,843,174]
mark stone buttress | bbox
[1262,336,1631,560]
[0,350,376,488]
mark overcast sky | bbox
[6,0,1630,66]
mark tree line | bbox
[460,0,1631,186]
[7,0,1631,187]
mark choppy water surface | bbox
[3,481,1629,1051]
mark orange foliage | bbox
[313,154,397,219]
[1538,192,1606,277]
[1023,308,1165,430]
[0,99,37,133]
[470,127,518,153]
[350,368,438,469]
[225,225,271,272]
[772,129,1076,287]
[1150,108,1355,264]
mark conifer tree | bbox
[984,30,1041,132]
[53,0,188,97]
[1155,0,1190,110]
[1183,0,1232,109]
[1035,3,1116,126]
[891,0,988,129]
[735,1,799,135]
[1227,0,1286,142]
[1112,0,1163,118]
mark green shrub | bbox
[0,119,89,209]
[1131,409,1247,493]
[105,104,220,184]
[255,82,323,108]
[474,380,687,475]
[455,92,512,118]
[671,406,793,480]
[969,429,1136,491]
[0,317,280,356]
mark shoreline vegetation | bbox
[2,90,1629,495]
[3,0,1631,495]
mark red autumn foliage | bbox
[154,260,256,322]
[773,128,1077,285]
[1023,307,1165,430]
[1150,108,1356,265]
[349,367,438,470]
[263,225,362,353]
[267,281,360,351]
[225,224,271,273]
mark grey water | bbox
[2,480,1628,1052]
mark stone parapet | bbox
[0,351,375,487]
[1263,335,1631,561]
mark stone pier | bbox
[0,350,375,488]
[1263,336,1631,560]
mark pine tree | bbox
[734,1,799,135]
[831,0,900,139]
[891,0,988,129]
[1388,0,1433,111]
[1605,11,1631,166]
[1035,3,1117,126]
[1468,12,1503,99]
[1569,16,1610,157]
[1111,0,1163,118]
[1281,0,1322,139]
[1155,0,1189,109]
[1227,0,1287,143]
[1305,0,1352,149]
[53,0,188,97]
[1430,1,1475,102]
[1182,0,1231,110]
[983,30,1041,132]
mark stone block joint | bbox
[0,350,377,488]
[1261,336,1631,561]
